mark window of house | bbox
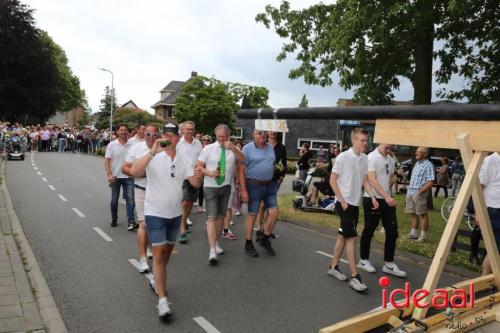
[297,138,342,151]
[231,127,243,139]
[171,108,176,118]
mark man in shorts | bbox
[240,129,278,257]
[327,128,379,292]
[129,122,202,318]
[478,152,500,275]
[122,124,158,273]
[176,121,203,244]
[406,147,435,242]
[197,124,244,265]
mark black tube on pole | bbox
[237,104,500,120]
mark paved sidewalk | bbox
[0,156,67,333]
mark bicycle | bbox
[440,196,475,230]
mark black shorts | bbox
[335,202,359,238]
[313,181,334,196]
[182,180,198,202]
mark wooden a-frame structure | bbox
[237,105,500,332]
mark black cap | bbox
[163,122,179,135]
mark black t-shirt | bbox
[298,150,312,170]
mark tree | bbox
[299,94,308,107]
[175,76,239,135]
[0,0,84,123]
[95,86,118,129]
[256,0,500,105]
[111,108,163,130]
[77,109,91,129]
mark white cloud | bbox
[28,0,440,115]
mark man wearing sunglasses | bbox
[176,121,203,244]
[358,144,407,278]
[130,122,202,318]
[122,124,159,273]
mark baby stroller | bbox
[292,167,336,213]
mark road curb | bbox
[0,156,68,333]
[280,218,477,280]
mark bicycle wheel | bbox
[441,196,456,223]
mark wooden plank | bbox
[318,308,402,333]
[413,148,486,320]
[374,120,500,151]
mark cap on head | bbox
[163,122,179,135]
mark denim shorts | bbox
[247,181,278,214]
[145,215,181,246]
[204,185,231,218]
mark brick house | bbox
[47,106,86,127]
[152,71,198,121]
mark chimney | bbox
[191,71,198,78]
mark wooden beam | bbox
[318,308,402,333]
[374,120,500,151]
[413,146,486,320]
[457,134,500,289]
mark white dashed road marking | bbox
[48,185,56,191]
[42,177,47,182]
[193,317,222,333]
[315,250,349,264]
[37,171,42,175]
[128,259,155,285]
[72,208,85,217]
[93,227,112,242]
[58,194,67,202]
[34,167,38,170]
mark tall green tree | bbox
[111,108,163,130]
[175,76,239,135]
[95,86,117,129]
[256,0,500,105]
[0,0,84,123]
[299,94,308,107]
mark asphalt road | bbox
[6,151,466,333]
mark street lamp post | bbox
[99,68,114,135]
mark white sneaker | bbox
[415,237,426,243]
[146,247,153,259]
[235,212,241,216]
[157,300,171,318]
[327,266,347,281]
[357,259,376,273]
[208,250,218,265]
[407,233,418,240]
[230,220,235,226]
[139,257,149,273]
[187,218,193,226]
[383,263,407,278]
[349,277,368,292]
[215,242,224,254]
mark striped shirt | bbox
[408,159,435,195]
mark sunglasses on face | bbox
[145,132,159,137]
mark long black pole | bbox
[237,104,500,120]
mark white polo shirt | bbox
[177,136,202,166]
[479,152,500,208]
[331,148,368,206]
[145,151,194,218]
[364,148,395,199]
[125,141,149,188]
[198,142,235,188]
[127,136,144,146]
[105,139,132,178]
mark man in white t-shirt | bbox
[478,152,500,276]
[197,124,245,265]
[176,121,203,244]
[358,144,406,277]
[123,124,158,273]
[130,122,202,319]
[327,128,379,292]
[128,124,145,146]
[104,124,135,229]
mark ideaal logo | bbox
[379,277,475,309]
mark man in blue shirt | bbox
[240,130,277,257]
[406,147,435,242]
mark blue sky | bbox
[28,0,460,113]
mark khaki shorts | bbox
[405,192,428,215]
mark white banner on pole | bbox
[254,119,289,133]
